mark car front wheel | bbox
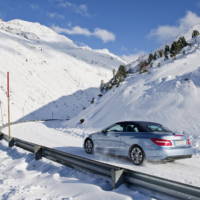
[129,146,145,165]
[84,139,94,154]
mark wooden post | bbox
[7,72,11,139]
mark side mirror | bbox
[102,130,107,134]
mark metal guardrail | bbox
[0,132,200,200]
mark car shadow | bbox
[55,146,134,167]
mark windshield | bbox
[139,123,171,132]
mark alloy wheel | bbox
[84,139,94,154]
[130,146,144,165]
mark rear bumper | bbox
[146,147,194,161]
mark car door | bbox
[96,123,124,154]
[119,123,140,155]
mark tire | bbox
[84,139,94,154]
[129,145,145,165]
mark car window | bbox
[106,124,124,132]
[125,124,139,132]
[143,124,171,132]
[147,125,163,132]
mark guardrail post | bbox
[8,138,15,147]
[34,145,43,160]
[111,169,124,189]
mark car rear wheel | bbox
[129,146,145,165]
[84,139,94,154]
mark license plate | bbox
[174,140,186,146]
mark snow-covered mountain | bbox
[66,32,200,150]
[1,18,200,149]
[0,19,126,122]
[1,20,200,199]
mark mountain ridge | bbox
[0,19,125,122]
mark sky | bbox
[1,0,200,60]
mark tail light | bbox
[187,138,191,145]
[151,138,172,146]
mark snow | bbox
[1,18,200,199]
[0,19,126,122]
[66,39,200,152]
[2,121,200,188]
[1,140,160,200]
[1,125,176,200]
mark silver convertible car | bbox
[84,121,193,165]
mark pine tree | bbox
[139,60,149,73]
[117,65,127,77]
[153,52,157,60]
[170,37,188,57]
[178,36,187,48]
[164,51,169,60]
[164,45,170,59]
[115,65,127,83]
[176,39,183,53]
[170,41,177,57]
[192,30,200,38]
[158,49,164,58]
[148,53,154,64]
[164,45,170,52]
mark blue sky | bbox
[1,0,200,59]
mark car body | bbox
[84,121,193,165]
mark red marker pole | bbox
[7,72,11,139]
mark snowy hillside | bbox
[1,19,200,199]
[66,33,200,150]
[0,19,126,122]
